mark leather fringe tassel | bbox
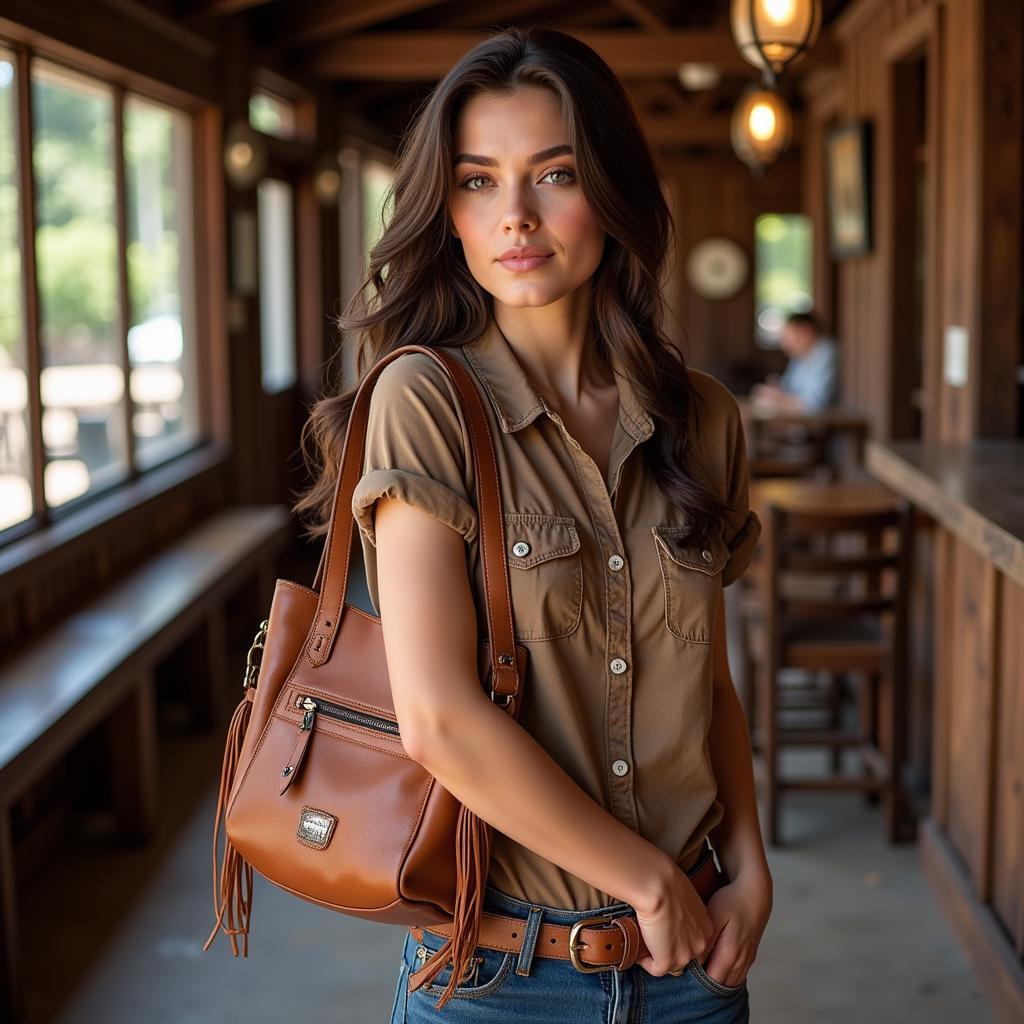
[411,802,494,1010]
[202,692,255,956]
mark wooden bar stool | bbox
[749,416,834,480]
[737,503,852,745]
[738,398,870,481]
[745,482,915,846]
[738,540,852,763]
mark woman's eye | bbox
[542,167,575,185]
[456,167,576,191]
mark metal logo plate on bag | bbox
[296,806,337,850]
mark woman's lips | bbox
[498,254,553,272]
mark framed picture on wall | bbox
[825,120,873,258]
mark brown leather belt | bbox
[409,845,727,982]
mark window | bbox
[248,90,295,140]
[0,50,30,531]
[0,50,201,539]
[33,61,124,506]
[125,95,198,468]
[361,157,393,272]
[754,213,812,347]
[257,178,296,393]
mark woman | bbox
[296,26,772,1024]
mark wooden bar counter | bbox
[865,438,1024,1024]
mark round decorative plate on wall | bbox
[685,236,749,300]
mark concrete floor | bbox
[17,720,997,1024]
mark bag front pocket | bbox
[652,525,728,644]
[504,513,583,641]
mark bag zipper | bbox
[294,693,400,737]
[279,693,401,794]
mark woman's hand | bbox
[631,861,773,984]
[632,868,716,977]
[698,867,773,988]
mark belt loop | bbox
[514,905,545,977]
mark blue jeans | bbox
[387,856,750,1022]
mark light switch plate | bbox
[943,325,969,387]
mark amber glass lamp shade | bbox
[223,119,268,189]
[730,83,793,169]
[730,0,822,81]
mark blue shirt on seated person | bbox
[752,311,839,413]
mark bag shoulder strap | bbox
[304,344,522,702]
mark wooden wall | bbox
[833,3,1024,1020]
[804,0,1023,444]
[660,151,801,385]
[927,531,1024,1023]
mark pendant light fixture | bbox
[223,118,268,190]
[730,81,793,171]
[730,0,822,85]
[312,153,343,206]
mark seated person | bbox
[751,311,839,413]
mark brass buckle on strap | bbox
[568,914,619,973]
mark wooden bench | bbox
[0,504,291,1020]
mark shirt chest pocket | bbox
[652,525,729,644]
[504,513,583,641]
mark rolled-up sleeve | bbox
[352,467,476,547]
[719,392,763,588]
[352,352,478,546]
[351,352,478,612]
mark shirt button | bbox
[610,658,627,674]
[701,549,714,563]
[612,759,629,777]
[608,554,624,571]
[512,541,530,557]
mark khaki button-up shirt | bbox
[351,316,762,910]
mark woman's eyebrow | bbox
[453,144,573,167]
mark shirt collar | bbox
[463,316,655,442]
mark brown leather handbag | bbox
[202,345,529,1010]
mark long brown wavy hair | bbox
[293,25,734,549]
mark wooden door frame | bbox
[884,4,941,441]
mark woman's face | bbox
[449,86,605,310]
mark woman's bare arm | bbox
[373,495,686,915]
[695,594,773,986]
[705,595,771,884]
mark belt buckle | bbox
[568,914,619,973]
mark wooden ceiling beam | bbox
[443,0,545,30]
[628,79,691,110]
[192,0,276,12]
[609,0,670,32]
[276,0,443,48]
[638,112,732,147]
[307,29,778,79]
[637,109,804,148]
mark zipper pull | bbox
[280,697,317,796]
[301,696,317,731]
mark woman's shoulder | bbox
[681,367,750,500]
[363,346,471,426]
[685,367,743,435]
[369,346,455,397]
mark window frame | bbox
[0,36,228,553]
[753,211,814,349]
